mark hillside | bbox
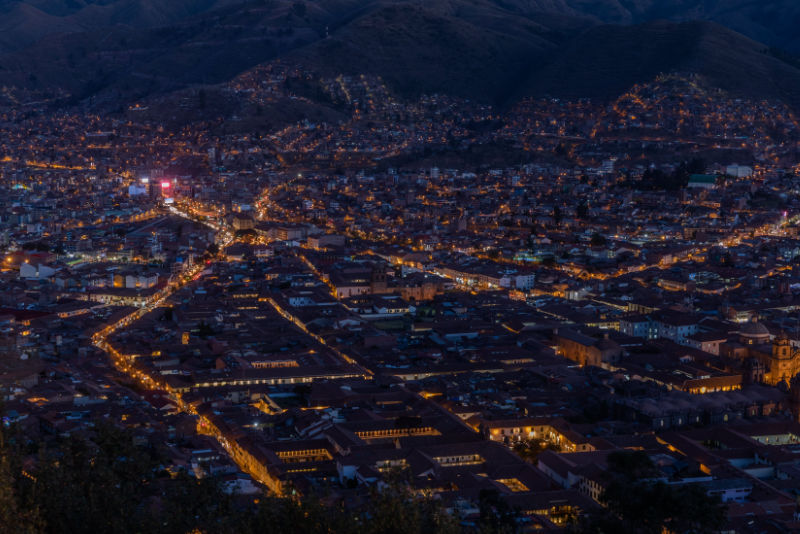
[0,0,327,101]
[0,0,248,52]
[291,4,800,107]
[0,0,799,110]
[524,20,800,106]
[289,0,565,103]
[0,0,575,104]
[499,0,800,53]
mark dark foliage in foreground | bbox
[1,419,727,534]
[574,451,727,534]
[0,422,516,534]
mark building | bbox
[687,174,718,189]
[554,329,622,367]
[720,322,800,386]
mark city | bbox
[4,2,800,533]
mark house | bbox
[686,331,728,356]
[652,311,699,345]
[554,328,622,367]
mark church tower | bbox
[744,357,766,385]
[769,332,796,386]
[370,266,387,294]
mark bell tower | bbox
[773,332,791,360]
[770,332,794,386]
[744,357,765,385]
[370,266,387,294]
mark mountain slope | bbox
[0,0,246,52]
[0,0,575,104]
[0,0,799,111]
[289,0,563,102]
[0,0,329,101]
[523,20,800,106]
[496,0,800,53]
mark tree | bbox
[22,241,50,252]
[197,321,215,339]
[553,205,562,225]
[6,421,245,534]
[590,233,606,247]
[580,451,727,534]
[0,427,42,534]
[0,417,506,534]
[512,438,559,463]
[477,489,520,534]
[686,157,706,175]
[576,201,588,219]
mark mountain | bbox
[290,2,800,107]
[288,0,570,103]
[0,0,567,103]
[0,0,799,110]
[496,0,800,54]
[523,19,800,105]
[0,0,325,101]
[0,0,249,52]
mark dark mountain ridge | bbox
[524,19,800,105]
[0,0,799,110]
[497,0,800,53]
[0,0,246,52]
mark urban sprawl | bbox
[5,67,800,531]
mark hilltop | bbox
[498,0,800,53]
[0,0,244,52]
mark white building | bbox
[19,263,55,279]
[514,274,536,290]
[726,164,753,178]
